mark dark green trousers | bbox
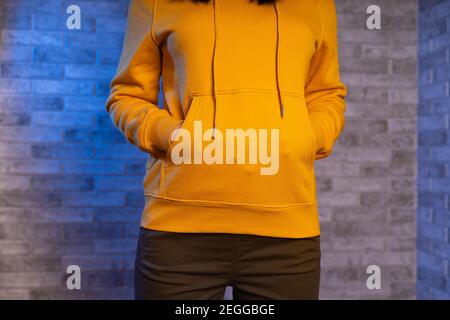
[134,227,321,300]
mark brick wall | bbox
[0,0,417,299]
[0,0,138,299]
[318,0,417,299]
[417,0,450,299]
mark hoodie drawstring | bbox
[210,0,283,140]
[211,0,218,139]
[273,0,284,118]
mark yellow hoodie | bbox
[106,0,347,238]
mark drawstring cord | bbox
[210,0,284,140]
[273,0,284,118]
[211,0,218,140]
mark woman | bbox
[106,0,346,300]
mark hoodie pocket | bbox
[304,102,318,169]
[165,95,201,161]
[158,91,317,207]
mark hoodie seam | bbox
[318,0,325,49]
[145,193,316,209]
[150,0,161,46]
[191,89,304,98]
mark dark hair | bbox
[192,0,276,4]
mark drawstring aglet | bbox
[280,103,284,119]
[211,127,216,140]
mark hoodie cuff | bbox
[151,114,184,153]
[310,117,332,159]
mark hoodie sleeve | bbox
[305,0,347,160]
[105,0,182,159]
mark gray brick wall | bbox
[0,0,417,299]
[417,0,450,299]
[318,0,417,299]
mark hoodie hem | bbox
[140,193,320,239]
[191,88,305,98]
